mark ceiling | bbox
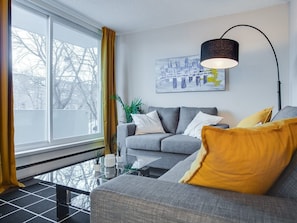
[51,0,287,35]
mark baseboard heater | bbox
[16,147,104,181]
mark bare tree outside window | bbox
[12,9,101,147]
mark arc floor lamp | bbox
[200,24,281,111]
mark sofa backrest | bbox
[267,105,297,200]
[272,106,297,121]
[267,150,297,200]
[148,106,180,134]
[176,107,218,134]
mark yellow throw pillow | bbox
[180,118,297,194]
[236,107,273,127]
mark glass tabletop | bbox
[36,154,160,194]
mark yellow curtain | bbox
[0,0,23,193]
[102,27,118,154]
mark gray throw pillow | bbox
[148,106,180,134]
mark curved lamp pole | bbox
[200,24,281,111]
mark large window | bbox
[12,4,102,153]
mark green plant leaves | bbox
[112,95,142,123]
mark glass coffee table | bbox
[36,154,160,220]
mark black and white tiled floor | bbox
[0,180,90,223]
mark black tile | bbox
[35,187,56,198]
[11,194,42,207]
[22,183,49,193]
[21,178,41,187]
[0,203,18,217]
[0,179,90,223]
[48,194,56,201]
[47,191,78,202]
[0,209,35,223]
[42,206,77,221]
[61,211,90,223]
[39,181,55,186]
[0,190,28,201]
[26,199,56,214]
[26,216,54,223]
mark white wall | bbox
[289,0,297,105]
[116,4,289,127]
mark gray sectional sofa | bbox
[117,106,228,169]
[91,106,297,223]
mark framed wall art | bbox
[155,55,225,93]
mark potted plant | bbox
[112,94,143,123]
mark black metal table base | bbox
[56,184,89,220]
[55,166,154,220]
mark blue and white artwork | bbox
[155,55,225,93]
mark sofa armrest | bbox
[117,123,136,156]
[91,175,297,223]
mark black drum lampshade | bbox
[200,38,239,69]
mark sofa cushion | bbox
[236,107,272,127]
[131,110,165,135]
[126,133,172,151]
[272,106,297,121]
[176,107,218,134]
[148,106,180,134]
[180,118,297,194]
[161,134,200,155]
[267,150,297,200]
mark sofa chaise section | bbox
[91,139,297,223]
[91,173,297,223]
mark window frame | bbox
[12,1,103,155]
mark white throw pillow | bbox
[132,110,165,135]
[183,111,223,139]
